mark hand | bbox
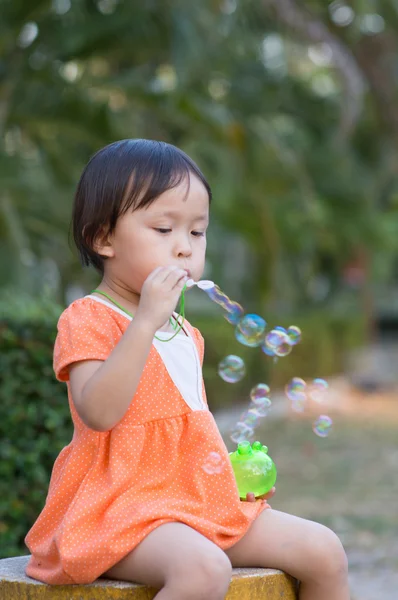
[135,266,189,332]
[245,487,276,504]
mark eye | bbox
[154,228,171,234]
[191,231,205,237]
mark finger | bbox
[173,272,189,291]
[258,487,276,501]
[245,492,256,502]
[164,268,188,288]
[157,265,181,284]
[145,266,168,283]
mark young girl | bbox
[25,139,349,599]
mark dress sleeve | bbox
[53,298,122,382]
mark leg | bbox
[225,509,349,600]
[102,522,232,600]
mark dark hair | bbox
[71,139,212,274]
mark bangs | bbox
[119,147,193,216]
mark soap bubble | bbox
[225,302,245,325]
[274,325,287,333]
[235,314,267,347]
[263,329,293,357]
[275,326,287,334]
[308,378,329,403]
[261,343,276,357]
[218,355,246,383]
[202,284,244,324]
[290,392,306,413]
[202,451,225,474]
[250,383,271,404]
[239,408,262,428]
[264,329,284,349]
[230,422,254,443]
[273,332,293,357]
[312,415,333,438]
[287,325,302,345]
[285,377,307,401]
[251,398,272,417]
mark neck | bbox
[92,277,174,332]
[94,277,140,315]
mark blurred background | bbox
[1,0,398,597]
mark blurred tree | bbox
[1,0,398,320]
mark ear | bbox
[92,227,115,259]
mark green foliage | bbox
[2,0,398,300]
[0,306,73,558]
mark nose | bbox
[174,233,193,258]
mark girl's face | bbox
[100,173,209,294]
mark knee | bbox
[191,552,232,598]
[173,552,232,599]
[308,525,348,583]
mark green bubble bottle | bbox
[229,441,277,499]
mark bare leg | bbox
[225,509,350,600]
[102,522,232,600]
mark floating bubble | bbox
[202,451,225,474]
[202,284,244,324]
[235,420,254,433]
[264,329,284,349]
[274,326,287,334]
[312,415,333,438]
[251,398,272,417]
[218,355,246,383]
[261,343,276,357]
[290,392,306,413]
[224,302,245,325]
[264,329,292,357]
[250,383,271,404]
[308,378,329,403]
[287,325,302,345]
[273,332,293,357]
[235,314,267,347]
[285,377,307,401]
[239,408,262,428]
[230,422,254,444]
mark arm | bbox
[70,316,155,432]
[69,265,188,432]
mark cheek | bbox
[199,237,207,256]
[195,240,207,268]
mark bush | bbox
[0,294,73,558]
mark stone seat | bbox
[0,555,298,599]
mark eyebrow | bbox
[153,210,209,223]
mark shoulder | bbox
[53,297,125,381]
[55,296,127,345]
[57,296,123,330]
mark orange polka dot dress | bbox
[24,296,268,585]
